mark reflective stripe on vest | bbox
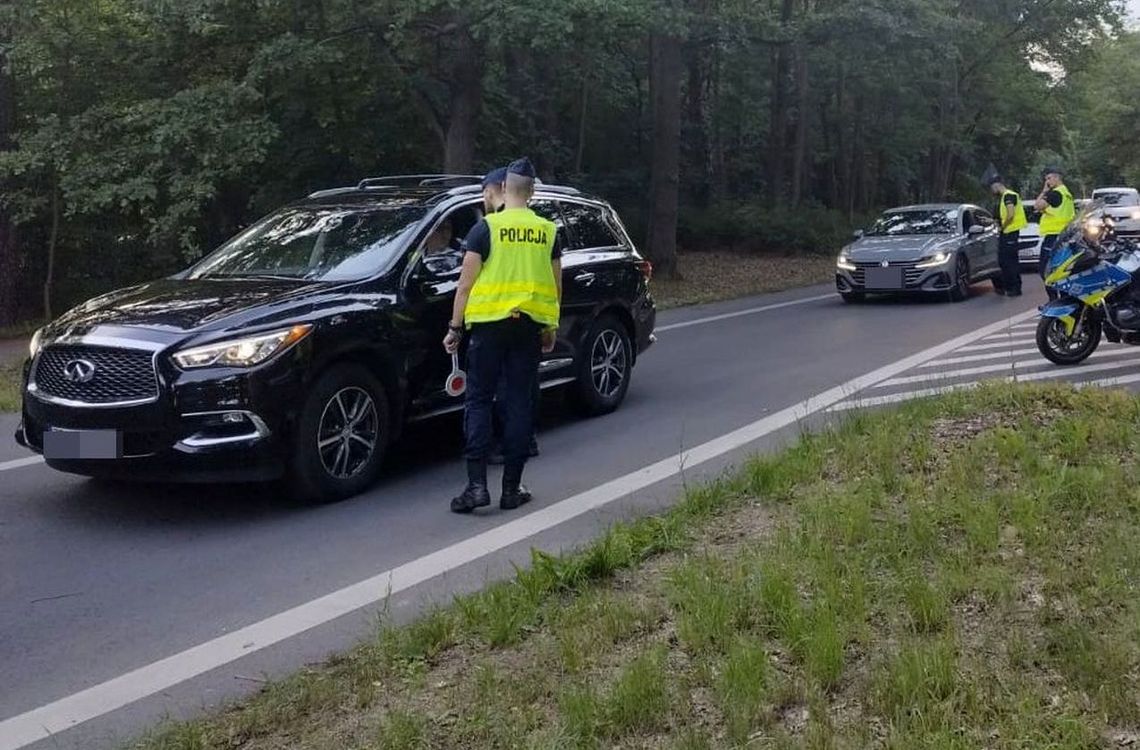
[466,207,560,328]
[1000,189,1027,234]
[1039,184,1075,236]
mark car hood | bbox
[49,277,339,335]
[846,235,960,262]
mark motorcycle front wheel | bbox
[1036,314,1101,365]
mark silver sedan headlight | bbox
[173,325,313,369]
[915,251,953,268]
[29,328,44,359]
[837,253,856,271]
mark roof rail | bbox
[356,174,485,190]
[307,186,370,199]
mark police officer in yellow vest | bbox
[443,158,562,513]
[989,176,1027,297]
[1035,166,1075,300]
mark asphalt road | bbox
[0,280,1071,749]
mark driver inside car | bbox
[424,218,461,256]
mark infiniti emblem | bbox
[62,359,97,384]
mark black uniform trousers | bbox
[463,316,541,467]
[997,231,1021,294]
[495,373,540,447]
[1039,234,1060,301]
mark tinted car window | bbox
[560,202,623,250]
[974,210,994,227]
[530,199,571,251]
[190,204,425,281]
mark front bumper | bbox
[1110,218,1140,240]
[1017,236,1043,265]
[16,344,307,482]
[835,260,956,295]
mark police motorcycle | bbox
[1037,200,1140,365]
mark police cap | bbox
[1042,165,1064,178]
[507,158,537,179]
[481,167,507,188]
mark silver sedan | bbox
[835,203,1000,303]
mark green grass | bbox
[129,383,1140,749]
[0,363,21,412]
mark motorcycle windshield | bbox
[1049,199,1108,272]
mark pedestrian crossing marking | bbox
[880,348,1140,388]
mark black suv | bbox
[15,176,656,500]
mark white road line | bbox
[956,337,1043,352]
[834,355,1140,412]
[1079,372,1140,388]
[655,293,834,332]
[0,456,43,472]
[979,325,1037,340]
[1016,358,1140,383]
[829,381,987,411]
[878,349,1140,388]
[0,306,1038,750]
[919,347,1040,366]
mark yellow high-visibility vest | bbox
[465,207,560,329]
[1039,184,1075,236]
[999,189,1027,234]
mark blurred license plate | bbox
[865,267,903,289]
[43,429,122,460]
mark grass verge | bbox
[131,383,1140,749]
[0,363,21,412]
[652,251,834,309]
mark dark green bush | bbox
[678,202,867,255]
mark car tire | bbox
[288,363,390,502]
[948,254,970,303]
[841,291,865,304]
[570,314,633,417]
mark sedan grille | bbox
[33,345,158,404]
[851,260,925,288]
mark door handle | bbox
[574,271,596,285]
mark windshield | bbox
[1093,191,1139,207]
[188,204,426,281]
[865,209,957,236]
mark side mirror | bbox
[852,229,864,239]
[967,224,985,236]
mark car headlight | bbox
[915,251,953,268]
[1131,209,1140,221]
[837,253,856,271]
[173,325,313,369]
[29,328,44,358]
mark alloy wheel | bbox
[590,329,628,398]
[316,386,379,480]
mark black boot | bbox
[451,460,491,514]
[500,463,533,510]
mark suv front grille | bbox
[33,345,158,405]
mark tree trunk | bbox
[0,38,19,327]
[790,42,809,208]
[443,28,483,173]
[44,181,60,321]
[647,31,683,280]
[684,37,709,206]
[767,0,796,204]
[574,78,589,174]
